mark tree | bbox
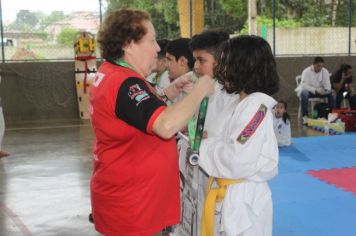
[57,28,78,47]
[40,11,68,30]
[8,10,39,31]
[203,0,245,33]
[106,0,154,12]
[106,0,180,39]
[105,0,356,36]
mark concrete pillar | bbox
[178,0,204,37]
[248,0,257,35]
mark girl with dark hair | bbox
[199,35,279,236]
[273,100,291,147]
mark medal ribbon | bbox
[189,97,209,151]
[187,74,210,152]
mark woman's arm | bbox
[153,75,214,139]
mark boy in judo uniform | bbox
[174,30,232,236]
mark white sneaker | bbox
[302,116,308,125]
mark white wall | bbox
[265,27,356,55]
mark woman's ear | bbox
[123,41,134,55]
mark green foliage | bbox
[36,32,49,40]
[8,10,39,31]
[56,28,78,47]
[106,0,180,39]
[203,0,245,33]
[40,11,68,30]
[300,5,329,26]
[105,0,356,37]
[218,0,246,20]
[107,0,154,12]
[239,16,301,34]
[217,0,247,32]
[155,0,178,24]
[257,16,301,28]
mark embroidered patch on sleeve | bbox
[128,83,150,106]
[237,104,267,144]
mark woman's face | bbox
[129,21,160,77]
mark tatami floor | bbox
[0,114,330,236]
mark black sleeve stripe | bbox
[116,77,166,133]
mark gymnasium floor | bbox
[0,115,355,236]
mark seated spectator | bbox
[297,57,334,124]
[273,100,291,147]
[330,64,356,110]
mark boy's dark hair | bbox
[190,30,229,58]
[340,63,352,73]
[157,39,170,59]
[214,35,279,95]
[278,100,290,123]
[313,56,324,64]
[331,63,352,85]
[166,38,195,70]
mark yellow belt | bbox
[201,177,244,236]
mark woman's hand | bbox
[193,75,215,97]
[174,72,194,93]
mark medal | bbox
[189,152,200,166]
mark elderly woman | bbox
[90,8,213,236]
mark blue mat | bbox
[271,133,356,236]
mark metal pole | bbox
[99,0,103,26]
[272,0,276,56]
[348,0,352,55]
[0,0,5,63]
[189,0,193,37]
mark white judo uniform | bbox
[199,92,279,236]
[273,116,291,147]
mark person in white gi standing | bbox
[190,30,233,236]
[199,35,279,236]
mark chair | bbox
[342,91,348,108]
[296,75,327,118]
